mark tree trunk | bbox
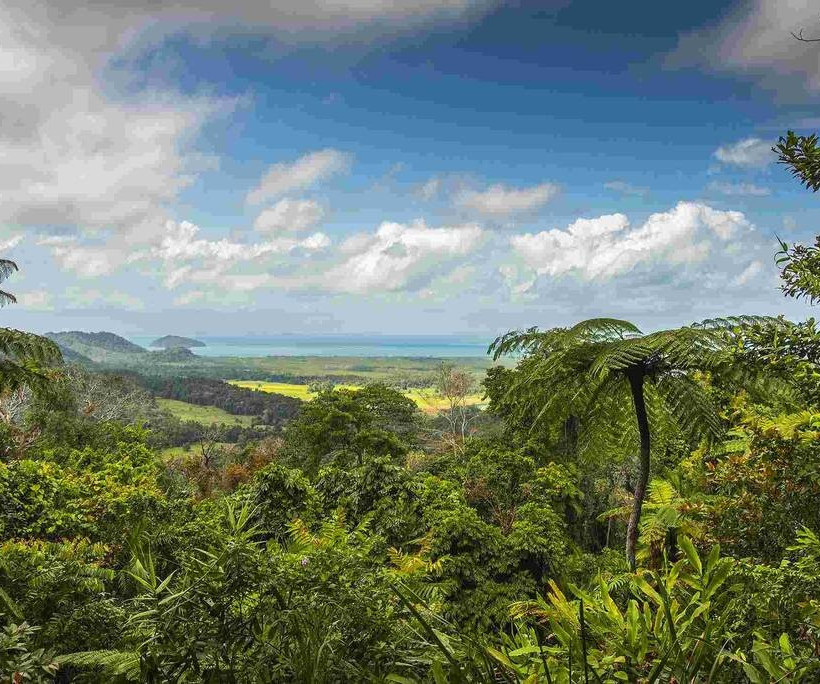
[626,370,650,571]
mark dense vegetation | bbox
[145,377,302,427]
[2,139,820,681]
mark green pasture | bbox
[157,398,256,426]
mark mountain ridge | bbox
[46,331,147,363]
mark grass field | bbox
[228,381,485,413]
[160,442,237,461]
[157,398,257,426]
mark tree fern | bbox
[0,258,17,307]
[490,317,760,569]
[0,260,63,394]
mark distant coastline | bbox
[129,334,491,359]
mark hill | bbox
[46,331,146,363]
[151,335,206,349]
[53,344,95,366]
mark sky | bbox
[2,0,820,338]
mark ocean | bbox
[128,335,492,358]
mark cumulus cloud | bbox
[508,201,751,285]
[326,220,484,292]
[708,181,771,197]
[0,4,223,238]
[670,1,820,95]
[246,150,350,205]
[254,199,325,234]
[713,138,773,169]
[455,182,559,216]
[45,237,142,278]
[150,220,330,286]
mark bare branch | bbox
[792,26,820,42]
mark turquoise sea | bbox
[128,335,491,358]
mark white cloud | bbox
[417,176,442,200]
[149,220,330,287]
[508,201,751,284]
[326,220,484,292]
[23,0,493,53]
[713,138,773,169]
[253,199,325,234]
[604,180,648,197]
[670,1,820,95]
[0,0,242,305]
[19,290,54,311]
[708,181,771,197]
[455,182,559,216]
[246,150,350,205]
[301,232,332,251]
[49,240,129,278]
[734,260,763,286]
[0,235,23,252]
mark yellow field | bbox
[228,381,485,413]
[229,381,361,400]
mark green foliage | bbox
[0,439,162,540]
[774,130,820,192]
[0,620,59,683]
[282,384,417,475]
[683,400,820,559]
[2,295,820,681]
[251,462,320,541]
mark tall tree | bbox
[490,318,743,569]
[0,259,62,394]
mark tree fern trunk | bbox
[626,370,650,571]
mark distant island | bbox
[151,335,206,349]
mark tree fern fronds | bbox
[56,650,141,680]
[655,374,724,442]
[0,288,16,307]
[0,259,17,283]
[563,317,643,343]
[489,326,544,359]
[0,584,23,621]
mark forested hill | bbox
[46,331,146,363]
[52,343,95,365]
[151,335,205,349]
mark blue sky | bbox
[2,0,820,338]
